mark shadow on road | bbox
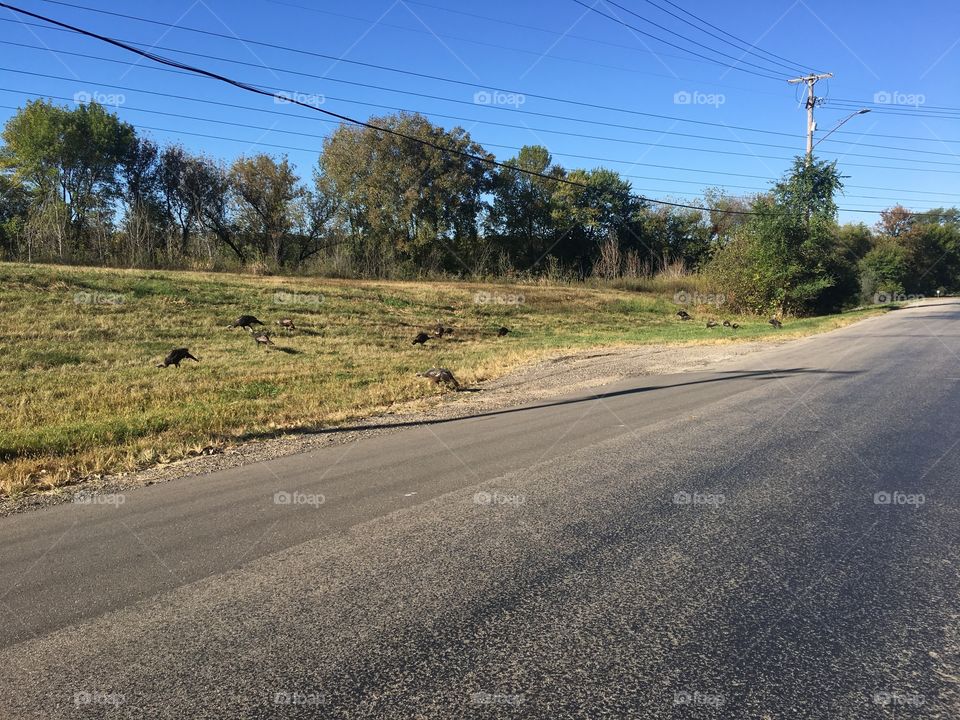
[231,367,860,442]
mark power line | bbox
[0,0,763,217]
[4,90,949,209]
[3,58,958,170]
[7,15,960,152]
[569,0,790,80]
[0,2,950,217]
[638,0,817,74]
[604,0,809,75]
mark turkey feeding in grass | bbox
[497,326,511,337]
[769,317,783,329]
[276,318,296,332]
[418,367,460,389]
[412,332,430,346]
[706,320,719,328]
[676,310,692,321]
[254,333,274,348]
[157,348,198,368]
[432,323,454,338]
[230,315,264,331]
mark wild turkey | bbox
[412,332,430,346]
[418,367,460,389]
[769,317,783,329]
[676,310,692,320]
[157,348,198,368]
[433,323,453,338]
[276,318,296,332]
[254,333,274,348]
[497,326,511,337]
[722,320,731,327]
[730,323,740,329]
[230,315,264,331]
[706,320,719,328]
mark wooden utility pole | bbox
[787,73,833,164]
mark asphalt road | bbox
[2,302,960,718]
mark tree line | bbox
[1,99,958,314]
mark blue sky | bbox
[1,0,959,225]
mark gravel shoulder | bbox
[2,337,789,516]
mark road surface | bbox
[2,302,959,718]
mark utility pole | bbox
[787,73,833,164]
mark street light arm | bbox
[813,108,871,149]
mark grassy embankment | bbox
[1,262,887,497]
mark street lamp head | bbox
[856,108,871,115]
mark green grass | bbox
[0,262,887,497]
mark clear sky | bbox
[1,0,958,225]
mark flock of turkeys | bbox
[157,313,513,393]
[676,309,784,331]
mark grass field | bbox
[1,263,887,497]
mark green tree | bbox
[318,113,493,276]
[1,99,135,257]
[710,157,848,314]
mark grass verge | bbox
[1,262,888,497]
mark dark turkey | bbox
[497,326,511,337]
[676,310,692,320]
[769,317,783,329]
[157,348,198,368]
[230,315,264,331]
[412,332,430,346]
